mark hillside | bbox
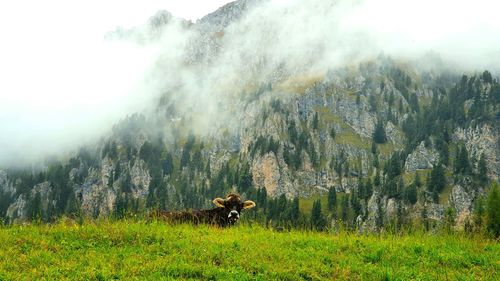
[0,220,498,280]
[0,0,499,233]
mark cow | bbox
[152,193,256,227]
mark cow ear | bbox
[243,200,256,209]
[213,198,225,208]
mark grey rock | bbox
[450,184,473,216]
[453,124,499,180]
[130,159,151,199]
[0,170,15,196]
[405,141,439,171]
[6,194,27,222]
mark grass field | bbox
[0,220,498,280]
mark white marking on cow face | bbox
[228,210,239,219]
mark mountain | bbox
[0,0,498,232]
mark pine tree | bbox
[365,178,373,200]
[486,182,500,237]
[288,120,298,144]
[397,177,405,200]
[290,197,300,223]
[330,128,336,139]
[283,149,292,169]
[308,142,318,169]
[477,153,488,187]
[205,159,211,179]
[65,191,80,218]
[414,172,422,188]
[311,200,326,230]
[146,187,158,209]
[358,180,366,201]
[409,92,420,112]
[373,119,387,144]
[388,91,395,106]
[327,186,337,213]
[375,197,383,230]
[114,193,126,219]
[444,206,456,232]
[28,192,42,221]
[421,204,429,231]
[340,196,349,225]
[237,163,252,193]
[277,194,288,222]
[350,192,361,223]
[482,70,493,84]
[162,152,174,175]
[369,94,377,112]
[396,201,405,231]
[373,153,380,169]
[158,181,168,211]
[436,138,449,165]
[406,184,417,205]
[114,163,121,181]
[257,187,268,210]
[473,196,485,231]
[374,170,381,187]
[180,149,191,168]
[455,144,471,175]
[108,171,114,188]
[385,152,402,180]
[428,163,446,202]
[312,112,319,130]
[459,145,471,175]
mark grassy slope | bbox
[0,220,498,281]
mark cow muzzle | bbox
[228,210,239,220]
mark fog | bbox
[0,1,231,166]
[1,0,499,167]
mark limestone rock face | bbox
[130,159,151,199]
[426,203,444,221]
[385,198,397,219]
[453,124,499,180]
[251,152,281,197]
[198,0,260,32]
[6,195,27,222]
[405,142,439,172]
[362,192,381,231]
[6,181,52,222]
[80,169,109,217]
[101,157,114,188]
[450,184,473,215]
[386,121,404,144]
[0,170,15,196]
[33,182,53,212]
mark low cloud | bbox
[1,0,499,167]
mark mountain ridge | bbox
[0,0,498,233]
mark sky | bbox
[0,0,233,165]
[0,0,499,167]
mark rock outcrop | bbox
[453,124,499,180]
[405,141,439,172]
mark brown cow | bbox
[153,193,256,227]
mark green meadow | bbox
[0,220,498,280]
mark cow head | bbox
[213,193,256,225]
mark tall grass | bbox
[0,219,498,280]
